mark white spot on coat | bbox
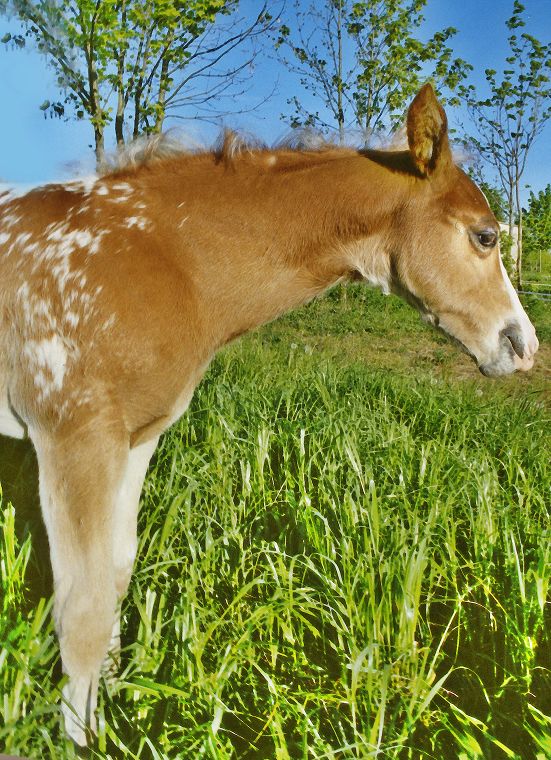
[126,216,149,230]
[65,311,80,329]
[112,183,133,193]
[23,335,69,396]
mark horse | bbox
[0,84,539,746]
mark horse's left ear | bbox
[407,83,452,177]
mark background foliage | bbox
[276,0,470,141]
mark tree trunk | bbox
[115,1,127,146]
[507,189,514,239]
[506,185,518,279]
[94,124,105,168]
[114,51,126,145]
[133,85,143,139]
[89,70,105,168]
[515,178,523,291]
[153,54,170,133]
[115,93,125,146]
[336,0,345,145]
[84,27,104,169]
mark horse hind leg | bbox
[105,435,159,679]
[32,420,129,747]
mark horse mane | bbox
[97,127,436,181]
[98,128,342,177]
[98,132,203,176]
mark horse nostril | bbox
[500,323,524,359]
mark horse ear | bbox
[407,83,452,177]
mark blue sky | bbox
[0,0,550,202]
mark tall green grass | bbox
[1,290,549,758]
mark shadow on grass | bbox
[0,435,52,604]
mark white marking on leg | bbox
[107,437,160,673]
[113,437,159,593]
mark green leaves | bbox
[460,1,551,287]
[1,0,268,163]
[522,184,551,274]
[277,0,470,141]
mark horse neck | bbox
[176,153,403,348]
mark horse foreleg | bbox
[105,435,160,678]
[32,422,128,747]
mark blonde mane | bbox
[99,128,340,176]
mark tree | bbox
[275,0,470,144]
[1,0,273,165]
[461,1,551,289]
[523,184,551,275]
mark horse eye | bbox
[476,230,497,248]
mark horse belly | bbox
[0,304,26,439]
[0,405,26,438]
[0,373,26,439]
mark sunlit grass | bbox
[1,289,549,758]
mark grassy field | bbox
[1,287,550,759]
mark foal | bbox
[0,84,538,745]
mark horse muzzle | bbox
[479,322,539,377]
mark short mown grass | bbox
[1,288,550,758]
